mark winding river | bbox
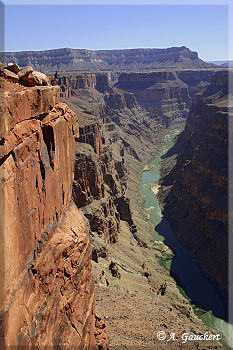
[141,126,233,349]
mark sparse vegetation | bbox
[158,252,175,271]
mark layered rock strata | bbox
[0,76,105,348]
[158,70,232,303]
[176,69,217,99]
[115,71,192,126]
[50,73,110,97]
[62,74,163,261]
[53,70,219,131]
[3,46,215,73]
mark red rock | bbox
[3,202,97,349]
[95,314,109,350]
[0,85,60,142]
[116,71,192,126]
[5,63,20,74]
[158,70,231,301]
[3,68,19,83]
[18,66,36,86]
[18,66,33,76]
[0,79,100,348]
[33,71,49,86]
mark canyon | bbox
[57,68,228,347]
[158,70,232,309]
[0,56,230,349]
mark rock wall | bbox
[115,71,192,126]
[176,69,217,99]
[72,119,129,261]
[0,77,106,348]
[158,70,232,302]
[50,73,110,96]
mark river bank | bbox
[141,126,233,349]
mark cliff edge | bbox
[0,67,108,348]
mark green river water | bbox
[141,126,233,349]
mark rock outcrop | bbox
[158,70,232,303]
[3,63,49,86]
[0,74,106,348]
[73,142,121,251]
[3,46,215,73]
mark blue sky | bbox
[2,3,230,61]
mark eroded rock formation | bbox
[115,71,192,126]
[0,73,107,348]
[158,70,232,303]
[59,73,161,262]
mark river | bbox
[141,126,233,349]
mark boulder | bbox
[18,65,33,77]
[18,66,37,87]
[33,71,49,86]
[3,68,19,83]
[6,63,20,74]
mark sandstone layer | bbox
[0,75,106,348]
[158,70,232,305]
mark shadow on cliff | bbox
[155,217,228,321]
[161,130,186,160]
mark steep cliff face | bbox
[115,71,192,126]
[0,76,106,348]
[71,111,132,261]
[176,69,217,99]
[158,70,232,302]
[51,73,110,94]
[73,142,121,252]
[3,46,215,73]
